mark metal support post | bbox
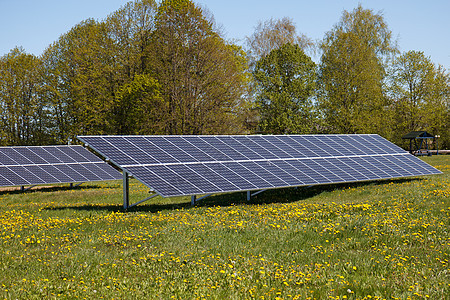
[20,185,37,192]
[123,171,129,210]
[70,182,83,188]
[436,135,439,155]
[251,189,267,197]
[127,194,158,209]
[247,191,251,201]
[191,195,196,206]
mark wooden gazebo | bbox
[401,131,435,156]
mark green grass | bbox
[1,156,449,299]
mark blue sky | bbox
[1,0,449,68]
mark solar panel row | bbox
[124,154,437,197]
[79,134,406,166]
[0,145,101,166]
[78,135,441,200]
[0,145,122,187]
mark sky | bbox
[1,0,449,68]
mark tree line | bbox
[1,0,449,149]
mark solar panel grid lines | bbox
[148,137,196,163]
[0,145,122,188]
[39,147,67,163]
[285,160,328,184]
[198,136,247,161]
[233,137,279,159]
[181,137,229,162]
[80,134,405,166]
[268,136,305,158]
[271,160,317,185]
[188,163,240,191]
[0,148,33,165]
[77,134,442,199]
[88,136,143,166]
[239,160,288,187]
[221,136,264,160]
[125,165,183,197]
[169,137,216,162]
[337,157,371,180]
[0,173,13,186]
[224,162,273,188]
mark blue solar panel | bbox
[78,135,442,198]
[42,147,76,163]
[208,162,257,191]
[0,174,13,186]
[0,145,122,187]
[125,165,182,197]
[239,161,287,187]
[0,148,33,165]
[188,163,240,192]
[224,162,272,188]
[169,137,215,162]
[0,152,16,165]
[0,167,29,185]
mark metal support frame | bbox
[122,171,159,210]
[20,181,83,192]
[191,194,213,206]
[70,182,84,188]
[435,135,440,155]
[127,194,158,209]
[191,190,267,205]
[20,185,37,192]
[247,189,267,201]
[123,171,129,209]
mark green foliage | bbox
[246,17,314,61]
[113,74,164,134]
[318,32,387,134]
[148,0,248,134]
[253,43,316,134]
[42,19,118,140]
[325,4,398,61]
[41,1,159,141]
[388,51,450,148]
[318,5,398,136]
[0,48,50,145]
[0,1,448,150]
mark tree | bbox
[246,17,314,61]
[317,5,398,136]
[147,0,249,134]
[323,5,397,61]
[41,19,118,141]
[253,43,316,134]
[113,73,164,134]
[105,0,160,134]
[388,51,450,147]
[0,48,50,145]
[426,66,450,149]
[105,0,157,77]
[41,1,160,140]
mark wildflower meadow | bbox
[1,156,449,299]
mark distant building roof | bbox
[402,131,434,139]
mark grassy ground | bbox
[0,156,449,299]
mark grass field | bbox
[1,156,449,299]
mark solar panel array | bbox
[78,135,442,198]
[0,145,122,187]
